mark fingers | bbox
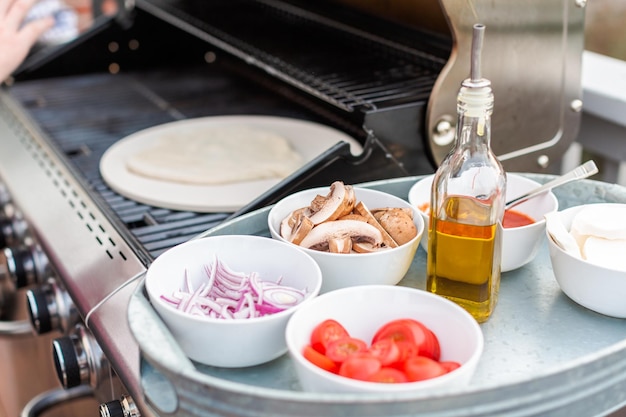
[4,0,39,31]
[0,0,16,18]
[2,15,54,80]
[18,13,54,45]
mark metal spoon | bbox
[505,160,599,209]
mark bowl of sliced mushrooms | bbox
[268,181,424,293]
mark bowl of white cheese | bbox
[545,203,626,318]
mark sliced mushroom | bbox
[352,241,384,254]
[298,219,384,252]
[343,185,356,215]
[353,201,399,248]
[373,208,418,246]
[280,208,314,245]
[337,213,369,222]
[372,207,414,218]
[328,236,352,253]
[280,208,301,237]
[308,182,356,225]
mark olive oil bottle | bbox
[426,24,506,323]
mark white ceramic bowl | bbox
[267,186,424,293]
[285,285,483,394]
[145,235,323,367]
[408,173,559,272]
[546,203,626,318]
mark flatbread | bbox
[126,126,303,185]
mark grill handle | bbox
[224,140,369,221]
[0,319,32,335]
[20,386,93,417]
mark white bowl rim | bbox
[268,186,424,257]
[547,203,626,273]
[408,173,558,230]
[146,235,323,325]
[285,284,484,391]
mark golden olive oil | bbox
[425,25,505,323]
[427,196,502,323]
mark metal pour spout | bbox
[470,24,485,83]
[460,23,492,114]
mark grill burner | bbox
[9,65,347,259]
[9,1,449,259]
[0,0,587,415]
[1,1,449,414]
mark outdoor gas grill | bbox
[0,0,585,415]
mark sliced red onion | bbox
[159,256,308,320]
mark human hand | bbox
[0,0,55,82]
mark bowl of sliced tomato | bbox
[285,285,483,393]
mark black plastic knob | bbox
[5,246,30,288]
[52,336,81,389]
[99,400,125,417]
[26,286,52,334]
[0,216,11,248]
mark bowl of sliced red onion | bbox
[145,234,323,367]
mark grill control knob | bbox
[2,244,50,289]
[26,278,78,334]
[0,243,48,318]
[100,395,140,417]
[0,212,28,249]
[0,183,11,208]
[52,324,107,389]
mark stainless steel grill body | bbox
[428,0,585,169]
[0,0,586,415]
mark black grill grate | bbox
[10,65,331,258]
[8,0,449,258]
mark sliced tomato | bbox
[310,319,350,354]
[325,337,367,363]
[338,353,382,381]
[372,318,441,361]
[368,338,400,366]
[426,327,441,360]
[403,356,446,382]
[302,345,339,374]
[385,339,418,370]
[440,361,461,373]
[367,367,408,383]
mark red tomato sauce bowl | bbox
[408,173,559,272]
[285,285,484,394]
[503,209,535,228]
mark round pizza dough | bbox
[125,126,304,185]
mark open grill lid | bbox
[9,0,454,260]
[137,0,450,112]
[15,0,452,174]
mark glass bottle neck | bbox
[455,85,494,150]
[457,111,491,148]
